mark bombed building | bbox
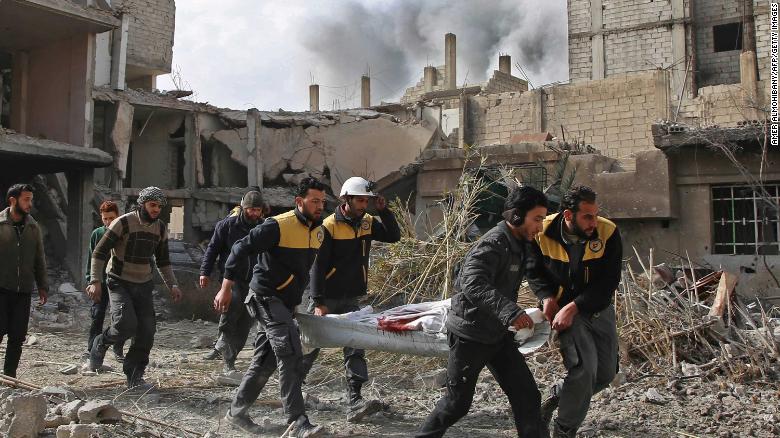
[0,0,776,300]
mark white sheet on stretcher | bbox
[297,299,550,357]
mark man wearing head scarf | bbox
[86,187,183,390]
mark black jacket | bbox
[224,209,322,309]
[527,213,622,315]
[446,221,538,345]
[200,211,262,282]
[310,206,401,303]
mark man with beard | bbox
[0,184,48,378]
[527,185,622,438]
[199,191,267,373]
[302,176,400,422]
[416,185,548,438]
[217,177,326,437]
[84,200,125,362]
[86,187,183,390]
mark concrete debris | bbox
[56,423,103,438]
[416,368,448,389]
[59,365,79,375]
[59,400,86,422]
[25,335,37,346]
[37,386,77,402]
[77,400,122,424]
[191,335,216,349]
[213,370,243,387]
[58,283,80,295]
[644,388,668,405]
[0,392,48,438]
[44,414,71,429]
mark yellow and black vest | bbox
[309,206,401,302]
[528,212,622,314]
[224,208,323,308]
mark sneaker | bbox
[224,411,264,434]
[346,397,383,423]
[204,349,222,360]
[113,346,125,363]
[289,415,324,438]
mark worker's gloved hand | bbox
[170,286,183,303]
[199,275,209,288]
[86,282,102,303]
[314,305,329,316]
[213,287,232,314]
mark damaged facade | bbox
[1,0,776,300]
[1,0,445,291]
[377,0,777,297]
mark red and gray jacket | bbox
[527,213,622,315]
[309,205,400,304]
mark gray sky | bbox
[156,0,569,112]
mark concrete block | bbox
[0,393,47,438]
[56,424,103,438]
[77,400,121,424]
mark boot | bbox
[223,357,237,373]
[87,338,109,372]
[127,373,156,392]
[224,410,264,433]
[289,415,324,438]
[541,392,560,437]
[112,345,125,363]
[552,420,576,438]
[346,383,383,423]
[203,349,222,360]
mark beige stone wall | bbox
[482,70,528,94]
[469,72,661,157]
[115,0,175,74]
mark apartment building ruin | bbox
[378,0,777,296]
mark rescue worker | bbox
[302,176,401,422]
[217,177,326,437]
[199,191,267,372]
[0,184,48,378]
[527,185,622,437]
[86,187,183,390]
[84,200,125,362]
[416,185,548,438]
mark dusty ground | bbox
[2,267,779,438]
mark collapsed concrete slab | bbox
[0,391,47,438]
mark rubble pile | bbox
[0,385,121,438]
[616,256,780,381]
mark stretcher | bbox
[297,300,551,357]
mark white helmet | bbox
[340,177,377,197]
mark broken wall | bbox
[256,115,437,195]
[469,71,664,157]
[129,112,184,189]
[113,0,174,76]
[620,146,780,297]
[568,0,679,81]
[12,35,93,147]
[692,0,743,87]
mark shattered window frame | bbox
[711,184,780,255]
